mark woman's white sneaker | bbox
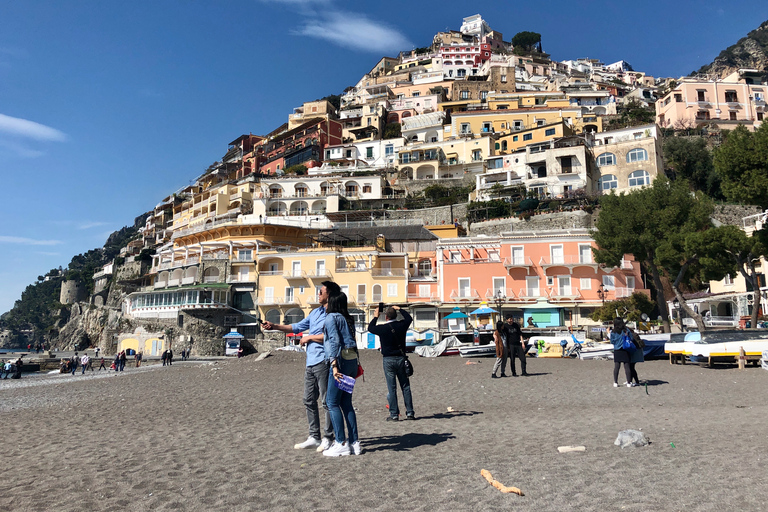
[316,437,332,453]
[322,441,351,457]
[351,441,362,455]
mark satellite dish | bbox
[641,313,649,321]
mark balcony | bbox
[181,276,195,285]
[449,289,480,301]
[370,268,406,277]
[336,266,369,273]
[548,288,582,302]
[484,288,516,300]
[168,278,180,287]
[614,287,635,298]
[227,275,254,284]
[409,272,437,281]
[258,270,283,276]
[283,271,307,279]
[407,292,439,302]
[203,276,222,284]
[516,288,542,301]
[306,269,333,279]
[257,296,301,306]
[539,255,599,272]
[503,256,534,270]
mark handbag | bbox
[403,356,414,377]
[356,362,365,380]
[630,329,645,349]
[621,330,636,351]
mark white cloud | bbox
[77,221,109,230]
[0,236,63,246]
[292,11,413,53]
[0,139,44,158]
[0,113,67,142]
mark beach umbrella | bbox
[469,304,498,316]
[444,307,469,319]
[223,331,245,339]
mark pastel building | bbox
[591,124,662,195]
[656,69,766,130]
[436,230,646,328]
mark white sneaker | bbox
[294,436,321,450]
[351,441,362,455]
[316,437,332,453]
[322,441,351,457]
[626,383,633,388]
[613,383,619,388]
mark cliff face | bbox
[696,20,768,79]
[56,302,128,351]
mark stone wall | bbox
[385,203,470,226]
[468,210,596,236]
[712,204,762,226]
[60,280,87,304]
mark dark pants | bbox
[326,356,358,445]
[508,344,527,375]
[303,361,333,441]
[614,361,632,384]
[630,363,639,384]
[383,356,414,418]
[119,361,125,371]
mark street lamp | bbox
[597,284,606,305]
[493,289,506,320]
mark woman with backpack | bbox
[609,317,635,388]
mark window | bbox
[363,185,372,193]
[523,133,532,141]
[238,249,252,261]
[758,112,764,121]
[482,122,492,133]
[545,128,556,136]
[412,91,420,97]
[633,132,642,140]
[488,250,500,262]
[596,152,616,166]
[480,91,488,101]
[414,309,435,321]
[628,170,650,187]
[560,156,572,173]
[316,260,325,276]
[602,275,615,290]
[460,90,469,99]
[513,120,523,130]
[457,69,466,78]
[285,287,294,301]
[696,110,711,120]
[418,259,432,276]
[345,184,358,196]
[458,278,471,298]
[598,174,618,190]
[558,276,571,296]
[526,276,539,296]
[513,135,519,142]
[460,123,471,134]
[626,276,635,290]
[291,261,301,277]
[579,244,592,263]
[674,93,682,102]
[385,144,394,156]
[729,111,737,120]
[511,247,524,265]
[345,149,353,158]
[450,251,461,263]
[471,149,481,161]
[501,140,508,151]
[580,278,592,290]
[626,148,648,163]
[697,90,706,102]
[501,74,507,83]
[550,245,564,264]
[724,274,733,285]
[725,90,738,103]
[366,147,373,159]
[492,277,506,297]
[387,284,397,297]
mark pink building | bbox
[656,69,766,131]
[436,230,646,328]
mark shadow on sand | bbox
[363,432,455,452]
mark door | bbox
[551,245,564,264]
[264,287,274,302]
[558,276,571,296]
[238,266,249,282]
[458,278,471,299]
[292,261,301,277]
[381,261,392,276]
[316,260,325,276]
[526,276,539,297]
[626,276,635,291]
[357,284,366,304]
[579,245,592,263]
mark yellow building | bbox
[171,182,256,234]
[448,106,600,140]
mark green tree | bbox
[713,123,768,208]
[511,31,542,53]
[590,292,656,323]
[383,122,402,140]
[591,177,714,332]
[663,136,722,198]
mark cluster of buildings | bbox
[93,14,765,353]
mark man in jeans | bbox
[368,305,415,421]
[505,315,529,376]
[263,280,340,452]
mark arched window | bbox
[628,170,650,187]
[265,308,281,325]
[626,148,648,163]
[349,308,366,332]
[284,308,305,325]
[596,152,616,166]
[418,259,432,276]
[501,140,508,151]
[598,174,618,190]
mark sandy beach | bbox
[1,351,767,511]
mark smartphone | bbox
[378,302,385,313]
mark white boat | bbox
[685,330,768,363]
[458,343,496,358]
[577,343,615,360]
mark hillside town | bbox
[17,14,768,356]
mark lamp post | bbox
[493,289,506,322]
[597,284,606,305]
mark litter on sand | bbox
[480,469,524,496]
[557,445,586,453]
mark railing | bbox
[503,257,534,268]
[181,276,195,285]
[409,272,437,281]
[257,296,300,305]
[283,271,307,279]
[370,268,406,277]
[336,266,369,273]
[485,288,517,300]
[259,270,282,276]
[620,260,634,270]
[407,292,439,301]
[517,288,541,299]
[614,287,635,298]
[538,255,596,266]
[548,288,582,300]
[168,278,180,287]
[371,293,383,303]
[203,253,229,261]
[356,294,367,304]
[449,289,480,301]
[304,269,332,278]
[227,275,253,283]
[203,276,221,284]
[154,281,167,289]
[703,315,740,327]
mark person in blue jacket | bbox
[609,317,634,387]
[322,292,361,457]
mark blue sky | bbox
[1,0,767,314]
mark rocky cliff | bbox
[696,20,768,80]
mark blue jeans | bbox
[326,356,358,445]
[383,356,414,418]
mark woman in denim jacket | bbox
[322,292,361,457]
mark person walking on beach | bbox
[506,316,528,376]
[119,351,127,372]
[609,317,634,387]
[368,304,415,421]
[112,353,120,371]
[70,353,79,376]
[492,321,507,379]
[181,348,186,361]
[1,359,9,379]
[167,348,173,365]
[263,281,340,452]
[98,357,106,371]
[135,351,143,368]
[80,353,89,375]
[161,350,168,366]
[322,292,360,457]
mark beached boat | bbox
[684,330,768,364]
[458,343,496,358]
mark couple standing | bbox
[263,281,360,457]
